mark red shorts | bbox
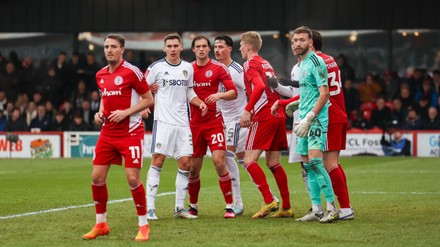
[246,117,288,151]
[93,135,144,168]
[325,122,347,151]
[191,123,226,157]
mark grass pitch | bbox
[0,156,439,247]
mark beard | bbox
[294,46,309,56]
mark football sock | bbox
[237,158,245,168]
[300,162,309,193]
[92,182,108,216]
[146,166,161,210]
[175,168,189,210]
[219,172,233,205]
[338,163,352,207]
[269,163,291,209]
[96,212,106,224]
[309,158,335,203]
[312,204,323,213]
[327,201,336,211]
[303,163,322,206]
[328,165,351,208]
[188,175,200,205]
[245,161,273,203]
[131,183,147,216]
[225,151,242,205]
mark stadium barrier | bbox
[1,130,439,158]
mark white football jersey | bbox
[145,58,194,126]
[218,60,247,123]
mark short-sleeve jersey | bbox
[96,60,150,139]
[218,60,247,123]
[317,52,348,124]
[298,52,329,126]
[243,56,285,122]
[145,58,194,126]
[190,59,237,127]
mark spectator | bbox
[4,102,14,119]
[380,128,411,156]
[29,104,52,132]
[70,80,90,110]
[421,107,440,130]
[415,75,439,108]
[433,70,440,95]
[51,51,68,84]
[407,68,425,93]
[5,108,28,131]
[81,100,93,125]
[40,66,63,108]
[25,101,37,126]
[8,51,22,71]
[14,93,29,114]
[398,82,416,110]
[51,110,68,131]
[351,109,371,130]
[358,73,383,103]
[381,70,400,101]
[65,51,85,97]
[32,91,44,105]
[68,110,90,131]
[391,98,406,127]
[0,90,7,112]
[370,97,392,130]
[0,62,21,103]
[19,57,36,97]
[343,79,360,117]
[402,107,422,130]
[89,90,100,115]
[83,52,101,92]
[336,53,355,83]
[60,100,74,123]
[45,100,57,120]
[0,110,6,131]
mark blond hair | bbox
[240,31,262,51]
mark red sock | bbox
[131,183,147,216]
[219,173,233,204]
[188,176,200,205]
[339,163,347,184]
[92,183,108,214]
[270,164,290,209]
[245,161,273,203]
[328,165,351,208]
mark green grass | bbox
[0,157,439,246]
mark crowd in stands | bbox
[1,50,439,133]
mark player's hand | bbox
[205,93,221,104]
[279,78,299,87]
[199,102,208,116]
[108,109,129,123]
[293,112,315,137]
[285,99,300,117]
[271,100,280,117]
[267,77,279,89]
[240,110,252,128]
[94,112,104,125]
[141,108,151,119]
[150,83,159,94]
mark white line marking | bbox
[0,192,175,220]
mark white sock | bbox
[327,201,336,211]
[138,214,148,226]
[225,151,242,205]
[96,212,106,224]
[237,158,245,168]
[175,168,189,211]
[312,204,323,213]
[146,166,161,210]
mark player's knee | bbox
[127,177,141,188]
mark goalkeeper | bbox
[290,26,338,223]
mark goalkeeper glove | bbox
[293,112,315,137]
[285,99,300,117]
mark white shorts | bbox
[289,110,302,163]
[151,120,193,159]
[224,121,248,154]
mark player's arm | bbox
[108,90,154,123]
[187,87,207,116]
[240,69,265,127]
[205,69,237,104]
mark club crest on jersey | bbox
[183,70,188,77]
[205,70,213,78]
[114,76,123,86]
[156,143,162,149]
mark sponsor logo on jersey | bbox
[162,79,188,86]
[101,88,122,96]
[261,62,272,70]
[183,70,188,77]
[100,79,104,84]
[114,76,123,86]
[205,70,213,78]
[194,81,211,87]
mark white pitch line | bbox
[0,191,175,220]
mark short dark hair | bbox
[191,35,211,48]
[164,33,183,44]
[104,33,125,48]
[292,26,313,39]
[214,34,233,48]
[311,30,323,51]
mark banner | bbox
[0,133,62,158]
[340,133,413,156]
[417,133,440,157]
